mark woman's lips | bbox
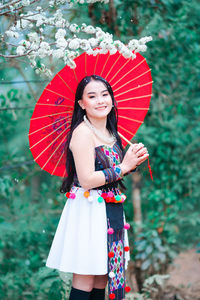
[95,106,107,110]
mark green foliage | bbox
[0,0,200,298]
[126,274,169,300]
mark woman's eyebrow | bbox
[87,89,108,95]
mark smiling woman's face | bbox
[78,80,113,120]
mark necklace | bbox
[83,115,117,144]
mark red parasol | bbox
[28,50,153,178]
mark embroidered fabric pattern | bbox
[101,144,123,184]
[101,144,122,166]
[109,240,125,291]
[102,166,123,184]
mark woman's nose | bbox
[97,96,104,104]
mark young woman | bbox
[45,75,149,300]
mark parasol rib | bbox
[51,146,67,175]
[94,53,100,74]
[34,126,69,162]
[113,69,152,92]
[118,115,143,123]
[30,119,70,149]
[45,88,74,103]
[109,58,131,84]
[100,53,110,76]
[85,52,87,75]
[62,168,67,178]
[105,54,122,80]
[73,69,78,83]
[112,58,146,88]
[36,103,73,108]
[30,111,73,120]
[114,81,153,97]
[57,73,75,94]
[118,124,136,136]
[118,107,149,110]
[117,94,152,103]
[42,134,66,170]
[29,116,70,136]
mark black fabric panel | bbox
[105,202,124,231]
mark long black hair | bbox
[60,75,125,193]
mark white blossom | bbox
[5,30,19,39]
[113,40,123,50]
[28,32,40,43]
[139,36,153,44]
[79,39,90,50]
[69,24,80,33]
[137,45,147,52]
[16,45,26,55]
[55,29,66,39]
[120,46,135,59]
[52,49,65,58]
[19,39,31,48]
[56,38,68,48]
[22,0,30,5]
[68,38,80,50]
[128,39,139,51]
[99,48,108,54]
[88,38,98,48]
[84,25,96,34]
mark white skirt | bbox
[46,186,130,275]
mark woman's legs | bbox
[69,274,108,300]
[72,273,95,292]
[89,274,108,300]
[93,274,108,289]
[69,274,94,300]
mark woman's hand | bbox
[120,143,149,175]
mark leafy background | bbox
[0,0,200,299]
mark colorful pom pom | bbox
[109,271,115,278]
[109,293,115,299]
[108,251,115,258]
[107,191,114,197]
[125,286,131,293]
[106,197,112,203]
[98,196,104,203]
[107,228,114,234]
[88,195,93,202]
[65,192,70,198]
[121,194,126,201]
[115,195,121,201]
[124,246,130,252]
[70,193,76,199]
[124,223,130,230]
[101,193,107,199]
[84,191,90,198]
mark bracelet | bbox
[102,165,123,184]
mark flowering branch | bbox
[1,1,152,77]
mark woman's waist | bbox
[67,185,126,204]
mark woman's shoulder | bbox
[69,122,94,150]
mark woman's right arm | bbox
[70,125,107,190]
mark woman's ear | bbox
[78,100,85,110]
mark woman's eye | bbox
[103,94,108,97]
[89,96,95,99]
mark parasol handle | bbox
[118,132,132,146]
[117,131,153,181]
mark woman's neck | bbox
[86,115,107,134]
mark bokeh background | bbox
[0,1,199,299]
